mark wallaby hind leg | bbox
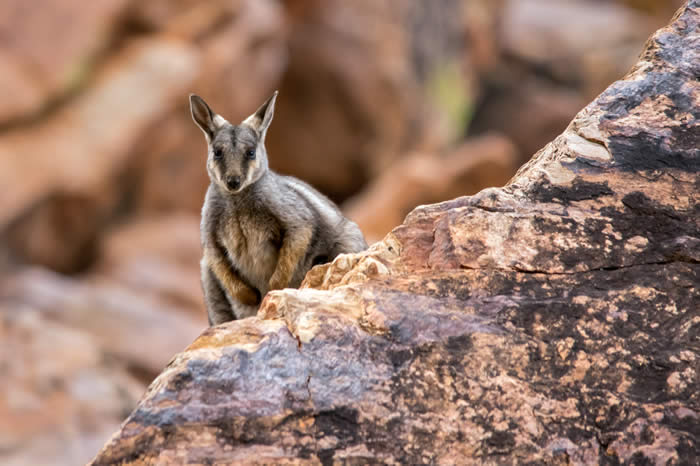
[202,266,235,325]
[332,223,369,257]
[231,302,259,319]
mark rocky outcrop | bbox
[92,2,699,464]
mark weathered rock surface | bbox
[92,2,699,464]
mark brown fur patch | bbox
[206,248,260,306]
[269,227,313,291]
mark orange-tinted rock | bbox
[343,133,518,243]
[2,268,204,378]
[0,299,145,466]
[94,214,205,317]
[0,0,130,124]
[0,39,198,271]
[91,3,700,464]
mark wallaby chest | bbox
[216,199,282,292]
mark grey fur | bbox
[190,92,368,325]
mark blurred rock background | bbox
[0,0,683,464]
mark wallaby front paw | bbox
[268,277,287,292]
[237,286,260,306]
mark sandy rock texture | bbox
[92,2,699,464]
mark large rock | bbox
[0,39,198,273]
[343,133,518,243]
[266,0,499,201]
[0,297,145,466]
[0,0,130,125]
[92,3,699,464]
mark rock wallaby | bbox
[190,91,368,325]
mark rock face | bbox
[92,3,699,464]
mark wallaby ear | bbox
[243,91,278,140]
[190,94,226,139]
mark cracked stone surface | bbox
[92,3,699,464]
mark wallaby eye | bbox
[246,149,256,160]
[213,148,223,160]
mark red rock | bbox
[0,39,199,271]
[0,0,131,124]
[343,133,518,243]
[94,214,205,316]
[2,268,205,378]
[0,300,145,466]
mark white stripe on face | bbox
[245,157,259,186]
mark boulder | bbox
[1,267,204,379]
[343,133,518,243]
[0,0,130,125]
[0,299,145,466]
[266,0,500,201]
[0,39,199,272]
[92,2,699,464]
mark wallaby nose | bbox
[226,176,241,191]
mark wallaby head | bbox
[189,92,278,194]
